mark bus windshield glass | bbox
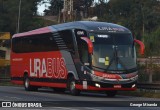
[90,33,136,72]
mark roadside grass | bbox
[0,81,22,86]
[118,90,160,98]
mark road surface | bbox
[0,86,159,110]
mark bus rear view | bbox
[11,21,144,97]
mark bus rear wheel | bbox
[105,91,117,97]
[68,76,80,96]
[24,74,38,91]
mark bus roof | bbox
[13,21,131,38]
[52,21,131,33]
[12,27,52,38]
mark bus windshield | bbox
[90,33,137,73]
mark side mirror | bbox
[80,37,93,54]
[134,39,145,55]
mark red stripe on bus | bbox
[76,84,136,91]
[30,82,67,88]
[11,80,67,88]
[94,71,122,79]
[11,80,23,85]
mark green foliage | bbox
[45,0,94,18]
[0,0,43,35]
[44,0,63,16]
[96,0,160,40]
[94,0,160,57]
[144,27,160,56]
[118,91,160,98]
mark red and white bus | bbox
[11,21,144,96]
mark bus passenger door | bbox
[73,29,92,80]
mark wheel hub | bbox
[25,78,29,88]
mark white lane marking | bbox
[0,98,10,101]
[85,107,101,110]
[10,97,22,100]
[5,96,22,100]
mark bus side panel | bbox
[11,52,24,85]
[11,51,68,88]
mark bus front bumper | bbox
[75,81,137,91]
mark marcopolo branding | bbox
[30,58,66,78]
[98,27,125,32]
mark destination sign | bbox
[98,27,125,32]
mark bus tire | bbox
[68,76,80,96]
[106,91,117,97]
[24,74,38,91]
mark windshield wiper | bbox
[104,45,130,73]
[117,58,129,73]
[104,56,114,72]
[104,45,117,72]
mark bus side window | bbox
[79,40,89,63]
[12,37,24,53]
[59,30,75,51]
[12,33,58,53]
[74,29,89,64]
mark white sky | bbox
[37,2,50,14]
[37,0,109,14]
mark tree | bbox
[96,0,160,40]
[0,0,44,35]
[44,0,63,16]
[45,0,94,19]
[144,27,160,56]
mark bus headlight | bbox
[132,84,136,88]
[95,83,101,88]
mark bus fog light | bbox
[95,83,101,88]
[132,84,136,88]
[83,81,87,89]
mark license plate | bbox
[114,85,121,88]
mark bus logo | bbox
[30,58,66,78]
[77,31,84,35]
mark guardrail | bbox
[0,78,10,82]
[137,83,160,90]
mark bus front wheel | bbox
[68,76,80,96]
[24,74,38,91]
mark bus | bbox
[11,21,144,97]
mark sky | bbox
[37,2,50,14]
[37,5,45,13]
[37,0,109,14]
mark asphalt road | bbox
[0,86,160,110]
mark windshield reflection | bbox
[90,33,137,73]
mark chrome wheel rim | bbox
[25,78,29,88]
[70,81,75,91]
